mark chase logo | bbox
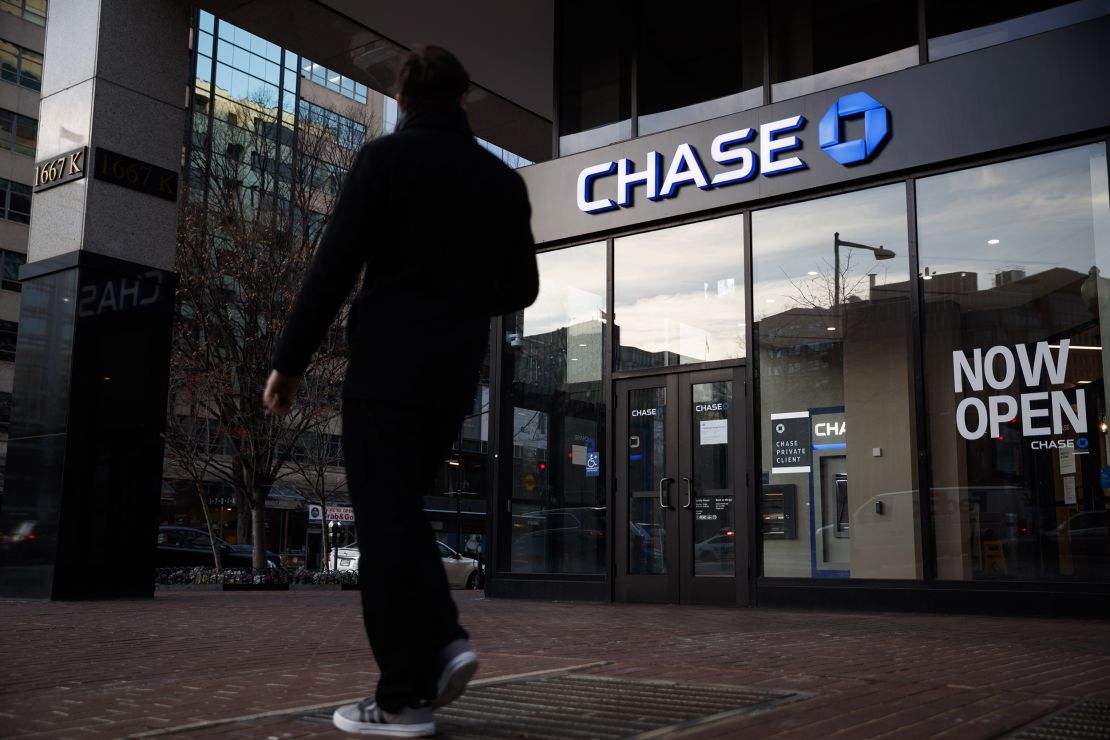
[818,92,890,166]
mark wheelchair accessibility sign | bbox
[586,451,600,478]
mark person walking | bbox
[262,45,538,737]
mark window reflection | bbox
[628,386,667,575]
[919,143,1110,582]
[615,215,745,370]
[504,243,607,574]
[769,0,917,102]
[692,381,734,577]
[927,0,1108,61]
[636,2,763,136]
[557,3,630,155]
[753,184,919,579]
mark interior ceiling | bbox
[195,0,554,162]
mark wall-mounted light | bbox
[1100,419,1108,434]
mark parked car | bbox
[694,529,735,564]
[1,520,56,564]
[335,543,360,572]
[511,506,607,573]
[1047,509,1109,576]
[155,526,281,569]
[335,541,482,589]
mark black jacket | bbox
[272,105,538,406]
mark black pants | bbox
[342,399,469,712]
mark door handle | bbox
[658,477,674,509]
[682,477,693,509]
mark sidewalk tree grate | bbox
[1012,701,1110,740]
[298,673,807,738]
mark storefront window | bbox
[769,0,918,102]
[426,349,491,560]
[503,242,607,574]
[614,215,745,370]
[919,143,1110,582]
[754,183,921,579]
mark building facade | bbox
[486,0,1110,615]
[1,0,1108,612]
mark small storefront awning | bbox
[265,487,305,511]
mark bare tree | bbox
[169,91,373,569]
[287,413,346,568]
[163,367,223,570]
[781,250,875,310]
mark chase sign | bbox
[577,92,891,214]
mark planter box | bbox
[155,583,222,591]
[221,583,290,591]
[290,583,341,590]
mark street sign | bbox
[325,506,355,522]
[309,504,354,522]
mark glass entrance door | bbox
[615,368,746,605]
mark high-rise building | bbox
[0,1,44,489]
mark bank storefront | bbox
[486,15,1110,614]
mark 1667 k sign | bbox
[33,146,87,193]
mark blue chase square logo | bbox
[818,92,890,166]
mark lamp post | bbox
[833,231,896,307]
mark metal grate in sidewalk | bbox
[299,673,807,739]
[1011,701,1110,740]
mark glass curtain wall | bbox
[926,0,1109,60]
[769,0,918,102]
[614,216,746,370]
[636,3,763,136]
[555,2,1108,153]
[753,184,920,579]
[557,4,630,155]
[503,243,607,574]
[919,143,1110,582]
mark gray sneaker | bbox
[432,639,478,708]
[332,698,434,737]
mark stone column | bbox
[0,0,191,598]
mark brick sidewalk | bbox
[1,590,1108,738]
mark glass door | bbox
[615,368,746,605]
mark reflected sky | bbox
[524,242,606,338]
[615,215,745,363]
[752,184,910,321]
[917,144,1109,288]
